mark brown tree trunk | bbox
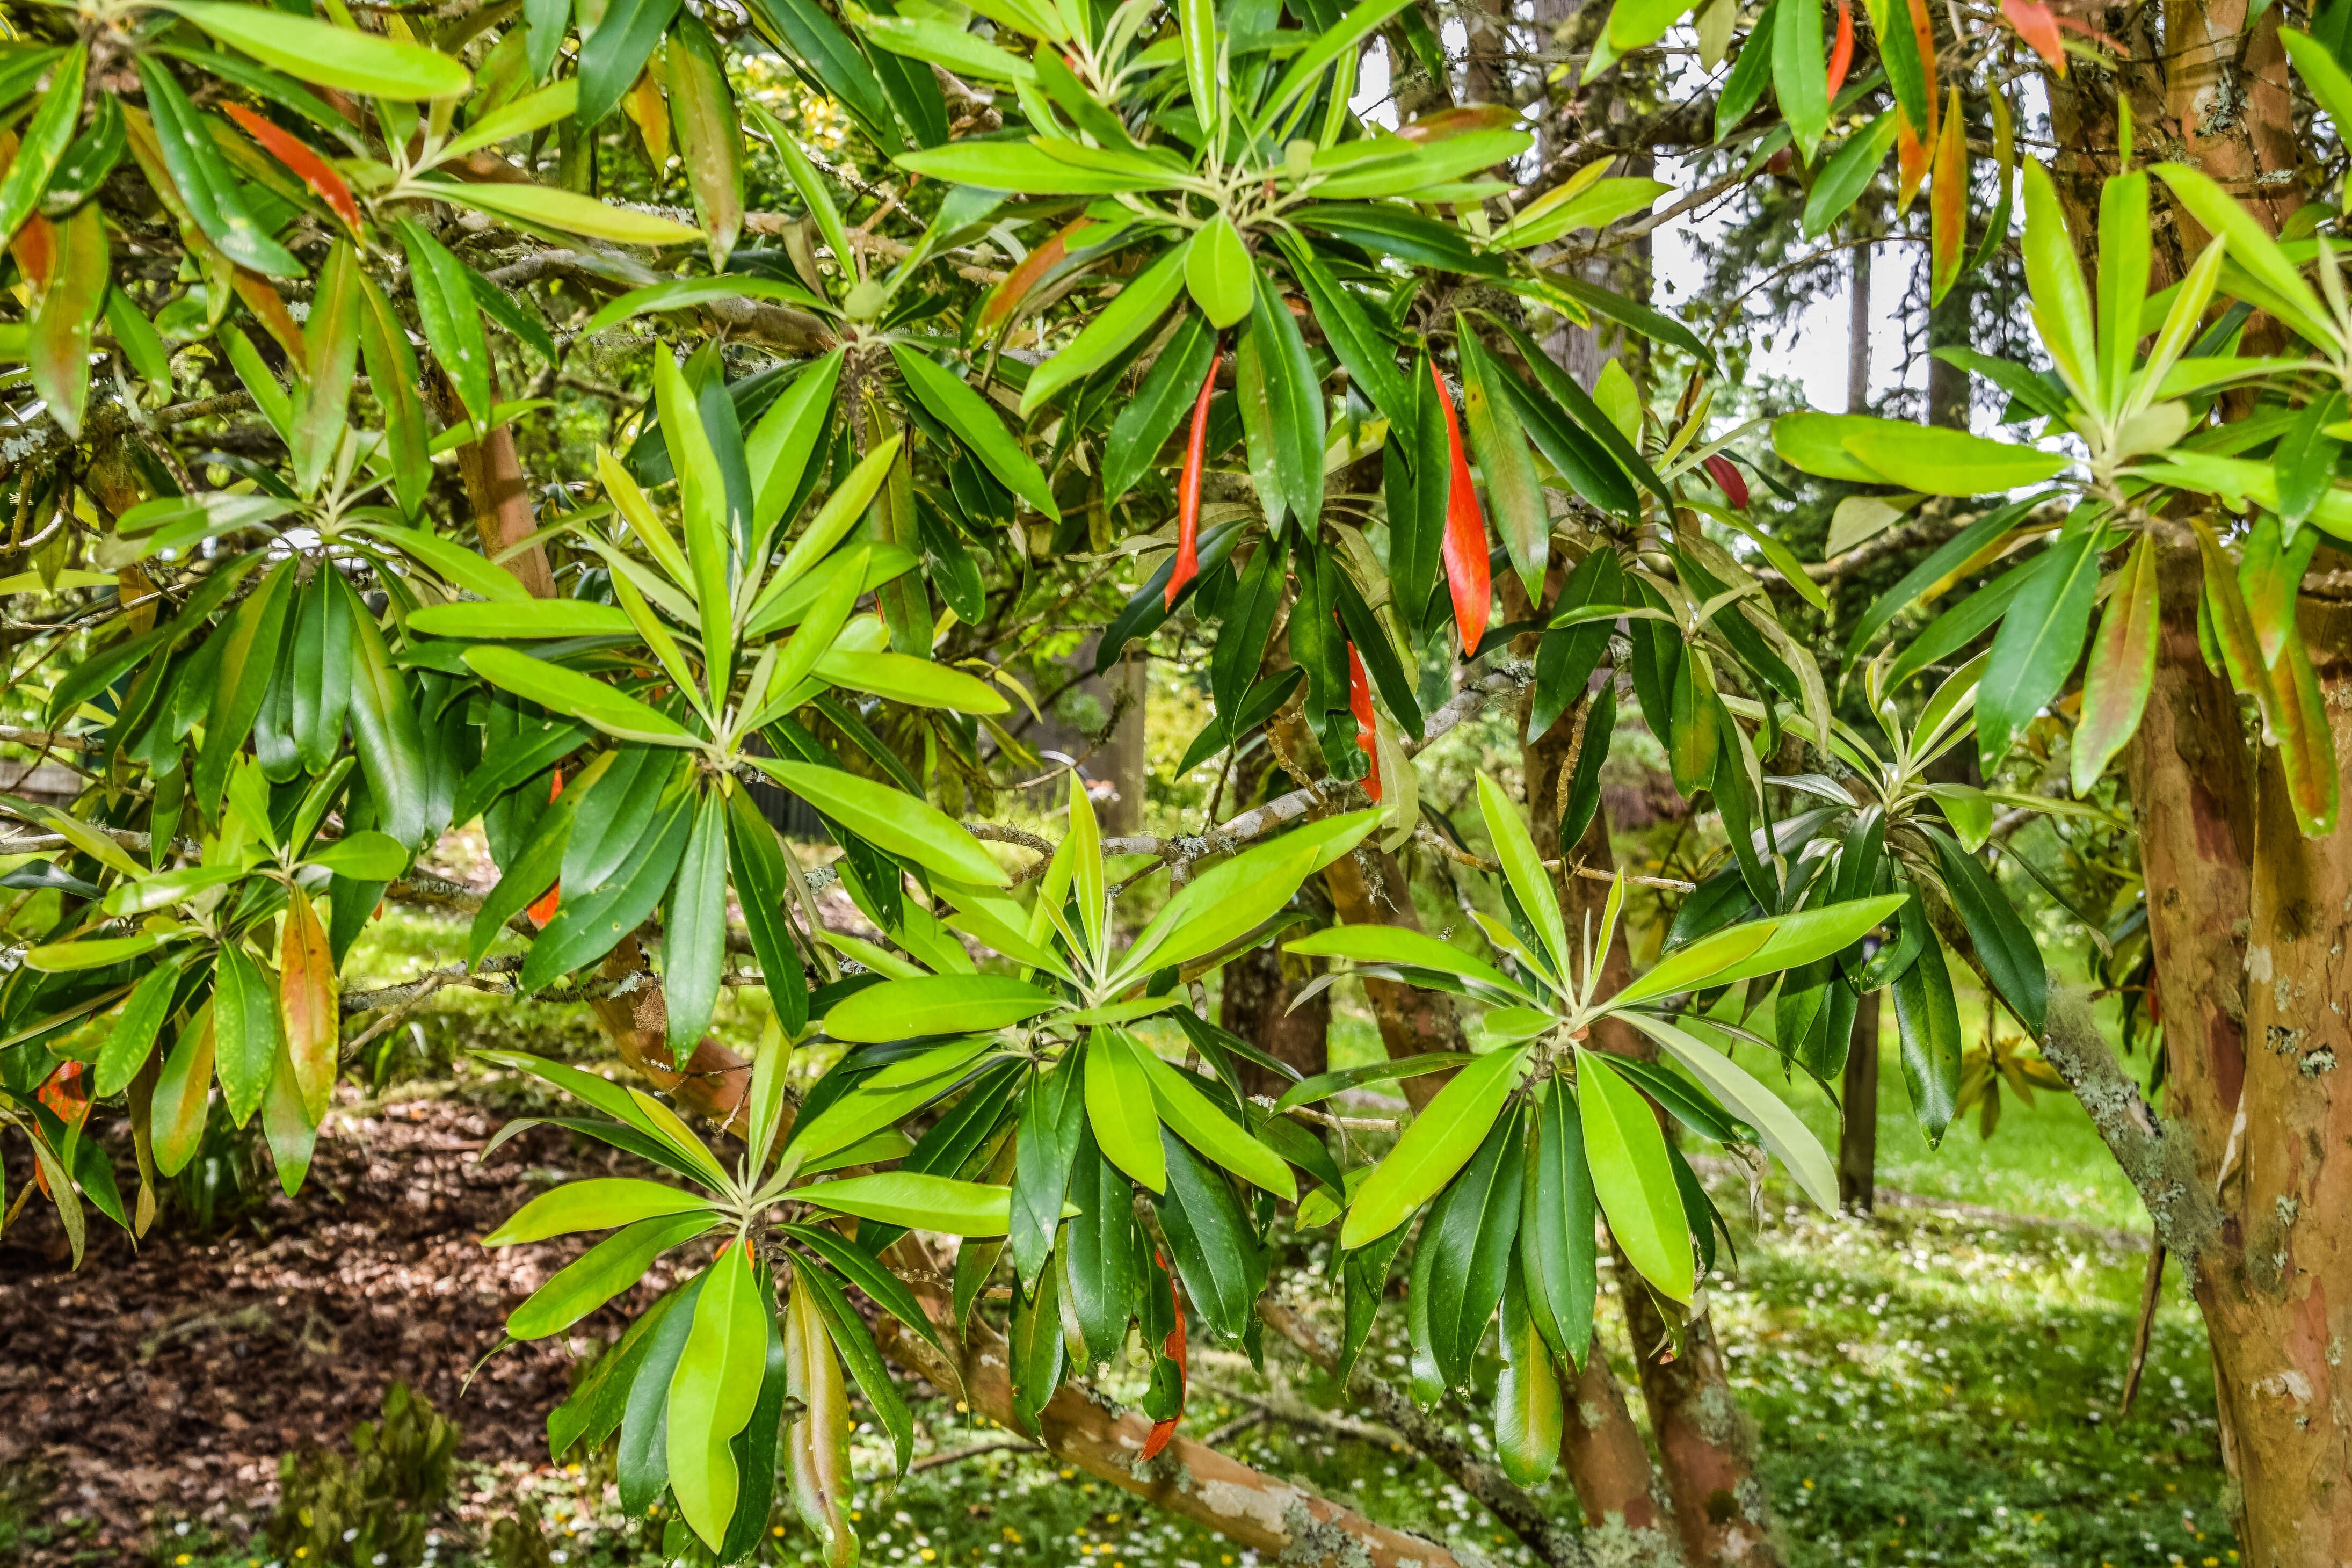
[2112,532,2352,1565]
[1620,1273,1776,1565]
[1836,991,1881,1212]
[1560,1340,1686,1563]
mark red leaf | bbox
[1141,1250,1188,1461]
[1826,0,1855,100]
[10,211,53,297]
[1427,359,1491,655]
[1165,348,1222,609]
[1347,640,1383,802]
[2000,0,2066,74]
[1702,453,1749,510]
[222,103,363,234]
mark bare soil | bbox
[0,1097,657,1564]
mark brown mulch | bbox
[0,1096,670,1564]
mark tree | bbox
[3,0,2348,1562]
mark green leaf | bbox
[1803,111,1900,237]
[464,647,696,744]
[798,1172,1017,1235]
[1138,1051,1297,1199]
[1519,1082,1596,1368]
[1086,1028,1167,1193]
[1010,1054,1085,1290]
[1576,1049,1692,1301]
[811,647,1012,713]
[95,961,182,1098]
[1419,1105,1523,1391]
[415,177,702,244]
[1495,1258,1563,1486]
[1273,233,1410,427]
[1475,772,1570,985]
[726,788,811,1036]
[509,1211,722,1339]
[1892,922,1963,1146]
[210,942,280,1128]
[1186,213,1255,329]
[409,600,636,640]
[1772,0,1830,159]
[824,974,1057,1043]
[1608,895,1907,1008]
[1271,1054,1472,1116]
[1018,238,1192,415]
[796,1252,914,1476]
[747,757,1006,887]
[1615,1013,1839,1211]
[583,276,826,336]
[1155,1131,1267,1345]
[663,789,732,1051]
[1242,263,1326,533]
[2021,161,2100,401]
[1837,422,2069,494]
[667,1244,770,1549]
[2284,28,2352,135]
[306,830,411,880]
[1977,522,2103,770]
[890,343,1056,515]
[1120,812,1381,983]
[0,46,85,244]
[393,219,492,426]
[2153,162,2331,342]
[1925,826,2046,1035]
[896,140,1175,194]
[163,2,471,98]
[1340,1044,1526,1248]
[779,1222,949,1355]
[1284,923,1526,998]
[485,1177,718,1245]
[1493,175,1671,250]
[1062,1131,1144,1368]
[618,1271,707,1512]
[1102,313,1216,504]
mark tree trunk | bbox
[1836,990,1881,1211]
[1560,1340,1687,1564]
[1621,1271,1778,1565]
[1845,241,1871,415]
[2114,531,2352,1564]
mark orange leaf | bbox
[1826,0,1855,100]
[1347,640,1383,802]
[2000,0,2066,75]
[1896,119,1932,215]
[279,894,339,1123]
[981,218,1080,331]
[222,103,363,234]
[1165,348,1222,608]
[1427,359,1492,655]
[1928,86,1968,303]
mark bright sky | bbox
[1344,38,2008,425]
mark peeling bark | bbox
[2119,531,2352,1563]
